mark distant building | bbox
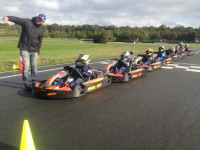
[195,38,200,43]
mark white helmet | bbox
[75,54,90,67]
[120,51,130,62]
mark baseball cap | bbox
[38,14,46,21]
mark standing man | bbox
[2,14,46,91]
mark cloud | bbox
[0,0,200,28]
[32,0,60,10]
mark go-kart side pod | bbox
[172,55,179,61]
[186,51,195,56]
[164,57,172,64]
[142,61,162,72]
[105,68,145,82]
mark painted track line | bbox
[186,68,200,72]
[161,66,174,69]
[0,67,64,80]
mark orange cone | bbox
[20,120,36,150]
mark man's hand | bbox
[3,17,9,22]
[37,56,39,59]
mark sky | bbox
[0,0,200,28]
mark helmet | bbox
[75,54,90,67]
[172,47,175,52]
[175,46,180,50]
[120,51,130,63]
[130,49,134,55]
[179,42,183,46]
[146,48,153,56]
[158,46,164,52]
[185,44,189,48]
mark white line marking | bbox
[93,61,110,64]
[0,67,64,80]
[167,64,179,67]
[186,69,200,72]
[0,74,21,79]
[190,66,200,69]
[38,67,63,73]
[175,66,189,69]
[161,66,174,69]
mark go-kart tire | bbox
[34,92,40,98]
[147,65,153,72]
[73,85,82,97]
[123,72,129,82]
[163,61,167,66]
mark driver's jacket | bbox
[157,52,166,61]
[144,54,156,65]
[75,66,92,78]
[69,66,92,88]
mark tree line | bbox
[0,23,200,42]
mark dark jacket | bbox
[7,16,43,55]
[75,66,92,78]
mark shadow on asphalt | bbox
[0,142,19,150]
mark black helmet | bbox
[130,49,134,55]
[158,46,164,52]
[120,51,130,63]
[185,44,189,48]
[75,54,90,67]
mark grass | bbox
[0,37,199,72]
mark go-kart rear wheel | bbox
[163,61,167,66]
[123,72,129,82]
[34,92,40,98]
[73,85,82,97]
[147,65,153,72]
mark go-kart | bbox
[185,50,195,56]
[167,54,180,61]
[178,48,187,58]
[153,52,172,65]
[135,54,162,72]
[33,66,111,99]
[104,59,145,82]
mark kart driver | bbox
[110,51,132,74]
[157,46,166,61]
[178,42,184,49]
[165,47,175,58]
[59,54,92,88]
[175,46,180,55]
[184,44,191,52]
[144,48,156,65]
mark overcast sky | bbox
[0,0,200,28]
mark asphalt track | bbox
[1,48,200,150]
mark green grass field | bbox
[0,37,199,72]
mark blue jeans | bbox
[20,50,38,85]
[69,78,83,88]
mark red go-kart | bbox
[104,59,145,82]
[135,54,162,72]
[33,66,111,99]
